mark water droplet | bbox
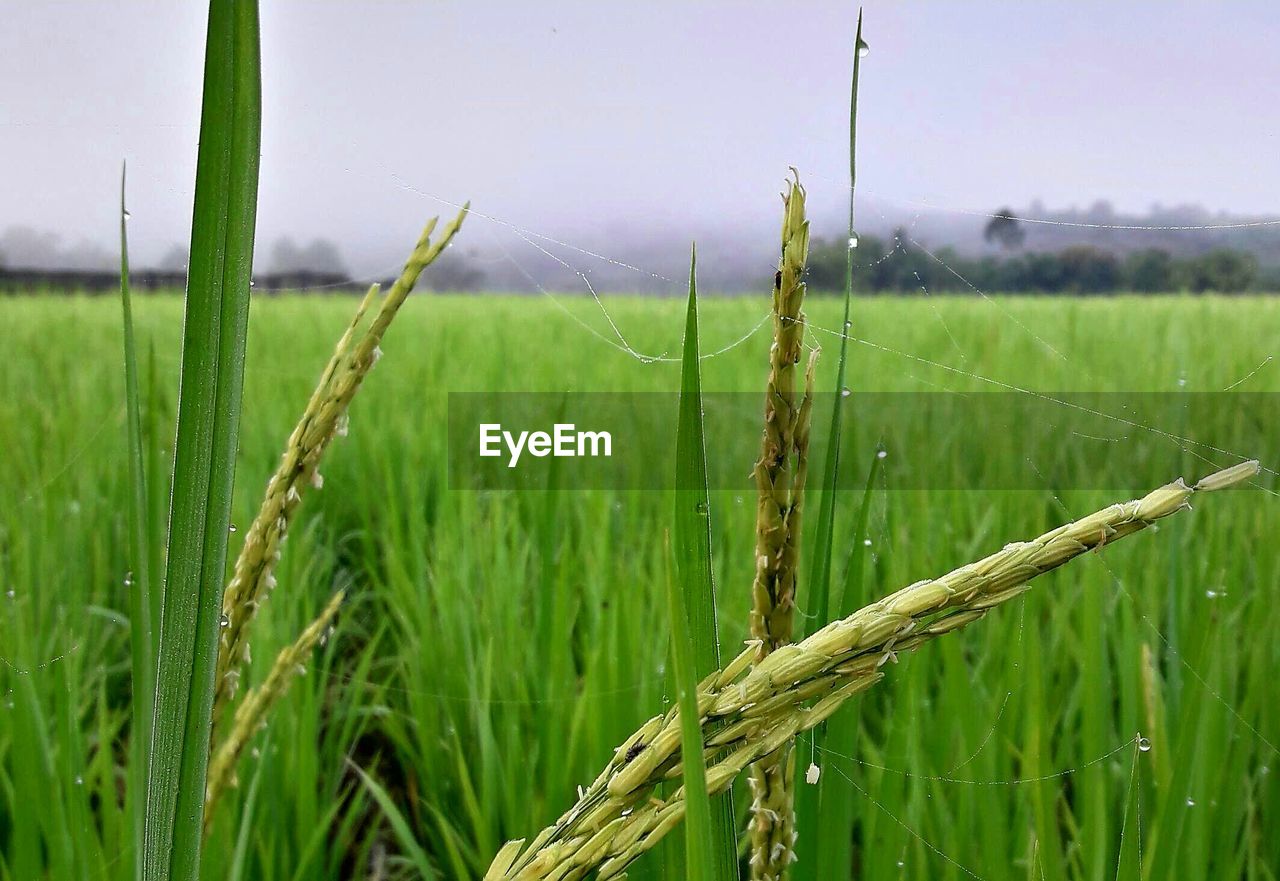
[228,523,238,533]
[74,775,84,786]
[123,571,134,587]
[857,40,870,58]
[848,234,859,249]
[1138,736,1152,752]
[5,589,14,600]
[841,387,852,397]
[897,861,905,868]
[1177,376,1187,388]
[219,614,230,628]
[249,279,257,288]
[123,210,132,221]
[844,319,852,330]
[1185,796,1196,806]
[863,538,872,547]
[1205,588,1223,599]
[695,500,709,516]
[876,449,888,459]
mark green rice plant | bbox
[204,588,345,823]
[666,543,717,881]
[799,11,865,650]
[199,210,467,846]
[669,247,740,881]
[808,448,881,877]
[792,16,865,877]
[211,208,467,733]
[141,2,261,878]
[3,287,1276,879]
[748,173,817,879]
[483,462,1257,879]
[118,162,156,881]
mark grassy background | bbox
[1,292,1277,880]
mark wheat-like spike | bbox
[204,589,345,826]
[749,171,814,879]
[485,463,1257,880]
[751,172,813,657]
[211,206,468,732]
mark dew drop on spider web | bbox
[1138,736,1152,752]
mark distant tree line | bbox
[806,230,1271,295]
[0,225,492,294]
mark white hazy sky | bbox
[2,1,1278,272]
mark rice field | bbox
[2,291,1277,880]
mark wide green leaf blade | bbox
[141,2,262,879]
[670,245,739,881]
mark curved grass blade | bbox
[119,162,154,881]
[351,762,440,880]
[671,246,739,881]
[793,11,865,880]
[142,2,262,879]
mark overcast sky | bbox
[2,1,1278,274]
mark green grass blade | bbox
[812,447,881,878]
[119,162,154,881]
[793,12,864,880]
[226,732,268,881]
[141,3,262,880]
[803,6,864,645]
[670,246,738,881]
[351,763,440,880]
